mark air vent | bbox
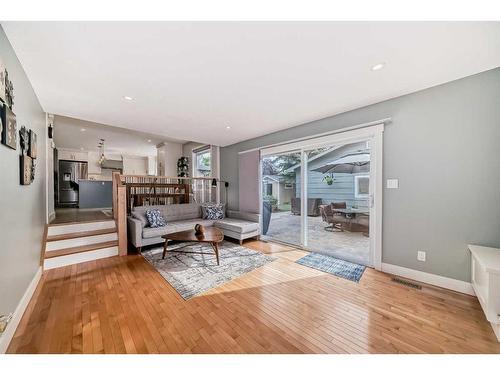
[391,277,422,289]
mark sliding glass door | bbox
[260,150,301,247]
[259,124,383,268]
[304,143,371,265]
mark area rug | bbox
[142,241,276,300]
[296,252,365,282]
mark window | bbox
[193,147,211,177]
[354,175,369,198]
[265,183,273,196]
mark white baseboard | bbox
[0,267,42,353]
[381,263,475,296]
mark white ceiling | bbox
[53,115,178,157]
[3,22,500,147]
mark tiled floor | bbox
[51,208,112,224]
[264,210,370,265]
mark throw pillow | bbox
[145,209,167,228]
[202,204,225,220]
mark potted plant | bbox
[323,175,334,185]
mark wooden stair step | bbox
[44,240,119,259]
[47,228,117,242]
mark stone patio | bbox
[263,211,370,265]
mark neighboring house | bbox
[285,141,370,209]
[262,175,295,207]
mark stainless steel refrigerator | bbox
[58,160,88,207]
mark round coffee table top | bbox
[162,226,224,243]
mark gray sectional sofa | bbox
[127,203,260,251]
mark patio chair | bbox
[290,197,322,216]
[320,203,349,232]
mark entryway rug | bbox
[142,241,276,300]
[296,252,365,282]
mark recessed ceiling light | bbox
[371,62,386,71]
[147,139,152,143]
[80,147,84,151]
[226,126,231,130]
[124,96,133,101]
[80,128,86,132]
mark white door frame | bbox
[260,123,384,270]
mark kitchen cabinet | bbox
[58,149,88,162]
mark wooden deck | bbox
[7,240,500,354]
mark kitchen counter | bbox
[79,180,112,209]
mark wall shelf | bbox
[469,244,500,341]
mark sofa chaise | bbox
[127,203,260,252]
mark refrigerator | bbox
[58,160,88,207]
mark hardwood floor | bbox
[8,240,500,354]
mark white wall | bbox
[123,156,148,175]
[157,141,183,176]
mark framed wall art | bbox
[0,58,5,103]
[1,103,17,149]
[20,155,33,185]
[28,129,37,158]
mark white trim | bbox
[48,211,56,223]
[240,118,391,155]
[0,267,42,353]
[354,174,370,199]
[43,246,119,270]
[381,263,475,296]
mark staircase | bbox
[43,220,119,270]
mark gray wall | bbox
[0,27,47,315]
[221,67,500,282]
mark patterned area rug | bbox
[296,252,365,282]
[142,241,276,300]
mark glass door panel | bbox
[305,142,371,266]
[261,151,301,247]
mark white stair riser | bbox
[46,233,118,252]
[48,220,115,236]
[44,247,119,270]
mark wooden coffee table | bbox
[161,227,224,265]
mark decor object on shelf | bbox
[28,129,37,158]
[194,223,205,235]
[177,156,189,177]
[4,69,14,109]
[0,58,6,103]
[1,103,17,149]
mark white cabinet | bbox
[58,149,88,162]
[469,244,500,341]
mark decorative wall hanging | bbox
[19,126,34,185]
[0,58,6,103]
[1,103,17,149]
[4,69,14,109]
[28,129,37,158]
